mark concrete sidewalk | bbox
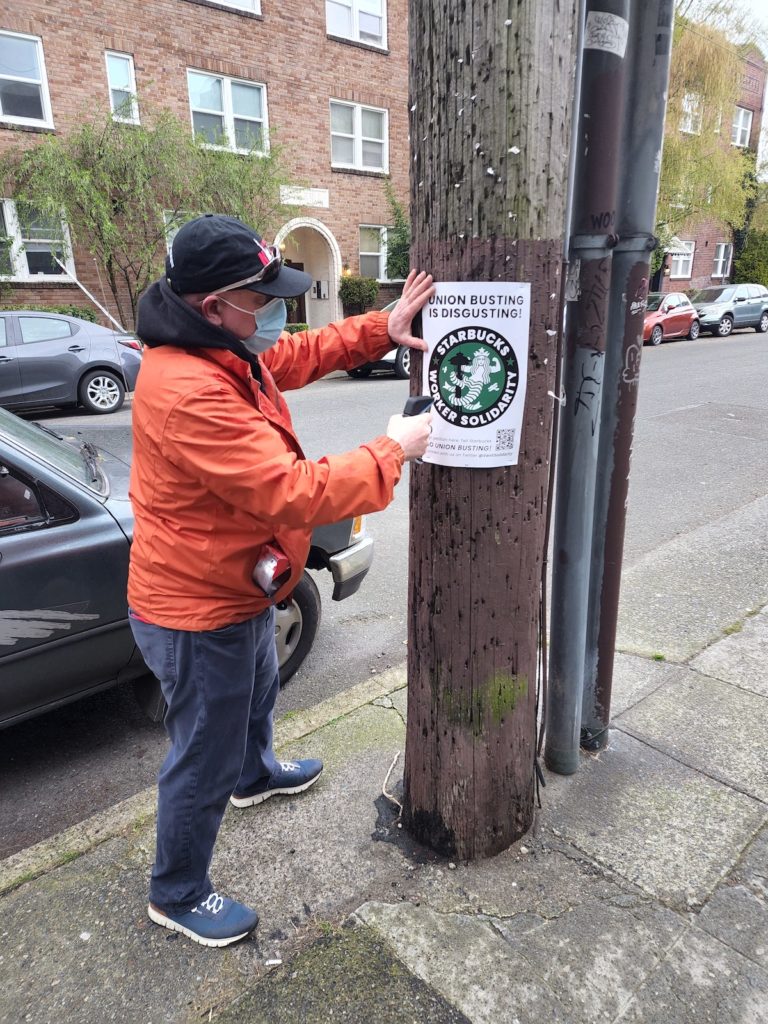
[1,600,767,1024]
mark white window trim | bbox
[731,106,752,148]
[669,240,695,280]
[712,242,733,279]
[680,92,702,136]
[0,30,54,129]
[326,0,388,49]
[211,0,262,12]
[330,100,388,172]
[105,51,140,124]
[0,199,76,282]
[187,69,269,155]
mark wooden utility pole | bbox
[403,0,579,859]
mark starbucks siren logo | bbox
[428,327,519,428]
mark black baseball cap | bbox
[165,214,311,298]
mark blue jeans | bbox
[129,609,279,914]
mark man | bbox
[128,214,433,948]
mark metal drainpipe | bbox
[581,0,675,749]
[545,0,632,775]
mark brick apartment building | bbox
[0,0,409,328]
[654,46,767,295]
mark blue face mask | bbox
[220,296,287,353]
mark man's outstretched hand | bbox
[386,270,435,352]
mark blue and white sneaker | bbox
[230,758,323,808]
[147,892,259,947]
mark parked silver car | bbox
[690,284,768,337]
[0,311,142,414]
[0,407,373,728]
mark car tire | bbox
[650,325,664,346]
[276,571,321,686]
[394,346,411,379]
[347,367,373,379]
[688,319,700,340]
[757,312,768,334]
[717,315,734,338]
[78,370,125,414]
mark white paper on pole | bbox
[421,281,530,468]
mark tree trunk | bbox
[403,0,579,859]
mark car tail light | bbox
[119,338,143,351]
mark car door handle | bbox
[68,345,86,352]
[0,355,13,362]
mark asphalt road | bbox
[1,330,766,858]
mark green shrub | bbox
[733,231,768,285]
[0,303,99,322]
[285,322,309,334]
[338,275,379,315]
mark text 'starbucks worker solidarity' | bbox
[422,282,531,468]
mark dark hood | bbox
[136,278,260,376]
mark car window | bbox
[19,317,72,344]
[0,317,6,347]
[646,294,663,311]
[734,286,749,300]
[0,468,45,532]
[692,287,734,303]
[678,296,691,307]
[0,410,107,496]
[747,286,761,299]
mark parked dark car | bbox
[690,284,768,337]
[347,299,410,379]
[642,292,700,345]
[0,408,373,729]
[0,311,142,414]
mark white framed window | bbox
[680,92,702,135]
[326,0,386,48]
[212,0,261,11]
[0,31,54,129]
[105,51,139,124]
[359,225,387,279]
[330,101,387,172]
[0,200,75,281]
[187,70,268,154]
[712,242,733,278]
[669,240,695,280]
[731,106,753,148]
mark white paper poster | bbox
[422,282,530,468]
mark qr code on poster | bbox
[495,428,516,451]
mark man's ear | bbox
[199,294,224,326]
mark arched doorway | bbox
[274,218,343,329]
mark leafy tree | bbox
[656,6,758,239]
[0,105,292,329]
[384,179,410,281]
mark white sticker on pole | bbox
[584,11,629,58]
[421,282,530,468]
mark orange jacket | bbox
[128,311,404,630]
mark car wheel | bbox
[717,315,733,337]
[688,319,700,340]
[757,312,768,334]
[394,346,411,379]
[275,571,321,686]
[78,370,125,414]
[347,366,373,379]
[650,325,663,346]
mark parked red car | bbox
[643,292,700,346]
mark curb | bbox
[0,664,407,897]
